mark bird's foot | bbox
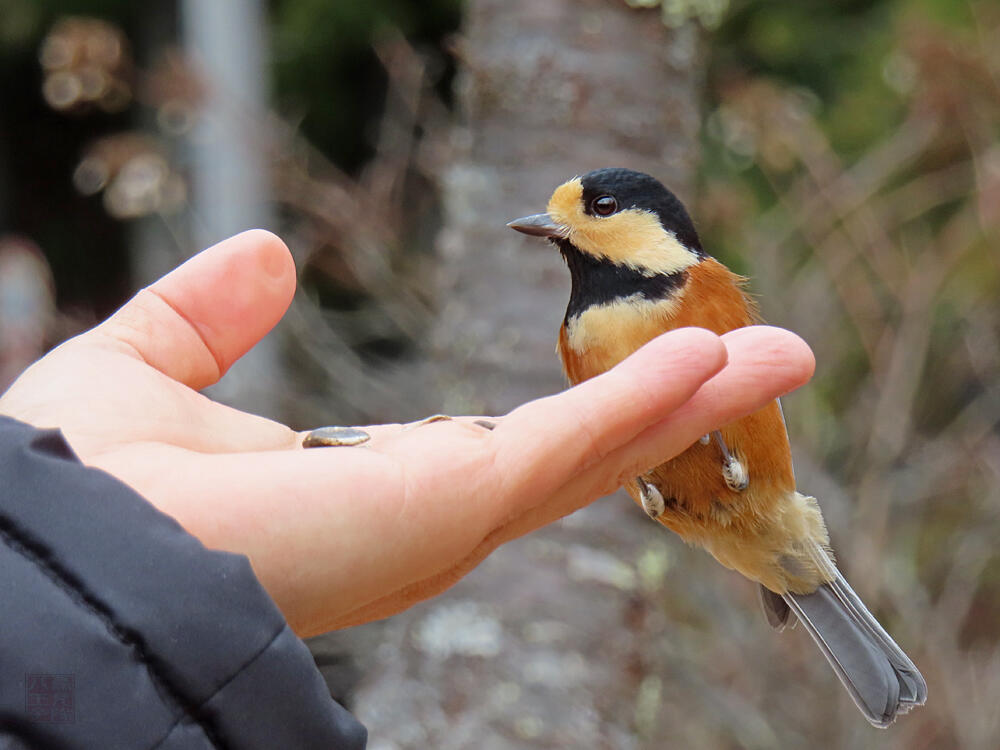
[712,430,749,492]
[722,456,749,492]
[637,477,665,519]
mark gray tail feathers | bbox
[759,565,927,727]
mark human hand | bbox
[0,230,815,636]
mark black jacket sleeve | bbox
[0,416,367,749]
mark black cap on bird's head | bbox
[508,168,704,276]
[576,168,703,254]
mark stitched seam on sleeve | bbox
[0,515,231,750]
[148,625,288,750]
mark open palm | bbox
[0,230,814,636]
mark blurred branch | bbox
[38,13,450,425]
[704,12,1000,746]
[268,33,442,338]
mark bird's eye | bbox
[591,195,618,216]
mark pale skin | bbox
[0,230,815,637]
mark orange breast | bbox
[558,258,797,541]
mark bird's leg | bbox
[712,430,749,491]
[302,426,371,448]
[402,414,453,431]
[636,476,666,519]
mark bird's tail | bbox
[758,544,927,727]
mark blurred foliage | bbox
[624,0,731,29]
[270,0,460,171]
[0,0,459,319]
[699,1,1000,744]
[0,0,132,55]
[0,0,137,319]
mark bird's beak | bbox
[507,213,567,239]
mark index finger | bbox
[494,327,728,502]
[483,325,815,540]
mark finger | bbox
[93,230,296,390]
[492,327,728,508]
[479,325,816,547]
[615,325,816,478]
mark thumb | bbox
[94,230,296,390]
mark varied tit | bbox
[509,167,926,728]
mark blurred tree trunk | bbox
[429,0,702,416]
[339,3,710,748]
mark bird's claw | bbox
[712,430,749,492]
[722,456,749,492]
[637,477,665,519]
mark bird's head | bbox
[508,167,704,276]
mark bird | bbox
[508,167,926,728]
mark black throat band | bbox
[557,240,688,324]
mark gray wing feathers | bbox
[758,584,792,630]
[779,558,927,727]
